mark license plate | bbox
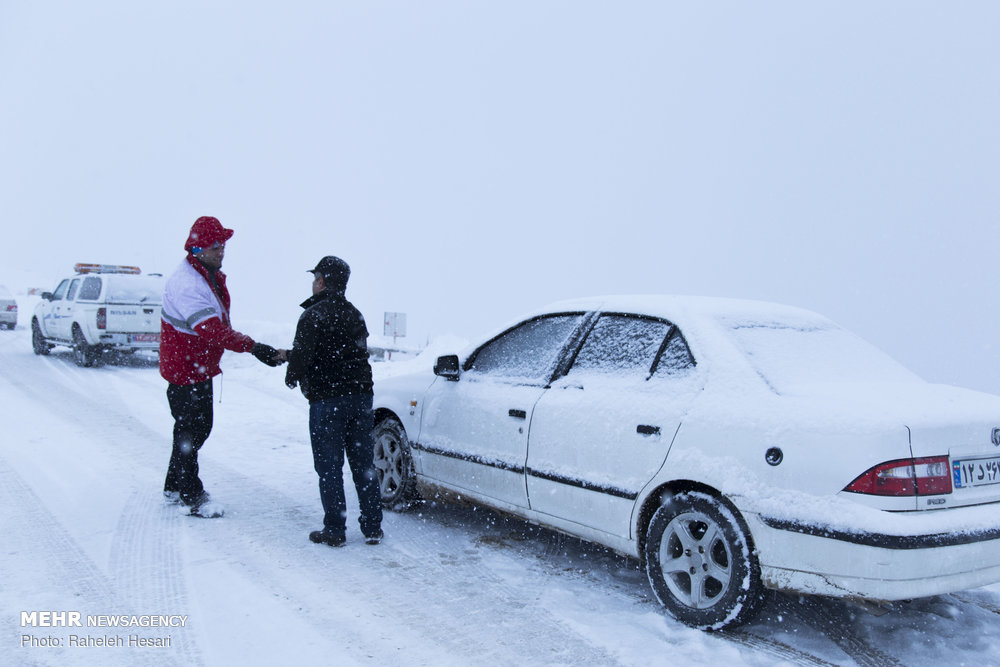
[952,456,1000,488]
[131,333,160,343]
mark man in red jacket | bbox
[160,216,282,517]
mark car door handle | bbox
[508,409,527,419]
[636,425,660,436]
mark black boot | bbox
[309,528,345,547]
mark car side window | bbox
[51,280,69,301]
[66,279,81,301]
[78,277,102,301]
[467,314,585,382]
[651,329,696,377]
[568,314,671,376]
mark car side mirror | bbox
[433,354,460,381]
[41,292,53,301]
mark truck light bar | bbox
[74,263,141,275]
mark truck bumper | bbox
[97,332,161,350]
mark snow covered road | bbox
[2,322,999,666]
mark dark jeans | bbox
[309,394,382,537]
[164,380,213,503]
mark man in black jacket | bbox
[281,256,383,547]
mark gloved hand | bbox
[284,353,298,388]
[251,342,284,367]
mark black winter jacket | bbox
[285,290,374,402]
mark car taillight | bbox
[97,307,106,330]
[5,305,15,312]
[844,456,952,496]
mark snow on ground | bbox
[2,311,1000,666]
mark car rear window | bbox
[104,276,164,304]
[726,320,919,392]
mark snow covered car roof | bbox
[457,294,1000,432]
[471,294,914,389]
[542,293,826,321]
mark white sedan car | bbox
[0,284,17,329]
[371,296,1000,629]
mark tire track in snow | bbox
[950,592,1000,616]
[775,596,903,667]
[2,353,203,665]
[108,490,203,666]
[0,351,171,467]
[422,502,842,667]
[0,457,133,665]
[0,457,118,607]
[188,464,625,666]
[722,629,839,666]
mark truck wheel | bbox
[32,319,51,355]
[72,326,99,367]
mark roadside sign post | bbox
[383,312,406,359]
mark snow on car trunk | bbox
[908,407,1000,509]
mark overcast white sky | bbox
[2,2,998,392]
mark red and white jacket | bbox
[159,255,255,385]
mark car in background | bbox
[32,263,165,366]
[371,295,1000,629]
[0,285,16,330]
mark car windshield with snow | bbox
[371,295,1000,629]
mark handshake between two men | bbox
[251,342,285,367]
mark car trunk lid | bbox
[909,417,1000,509]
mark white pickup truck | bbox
[32,264,165,367]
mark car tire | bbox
[31,319,51,355]
[72,325,99,367]
[644,491,764,630]
[372,417,419,509]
